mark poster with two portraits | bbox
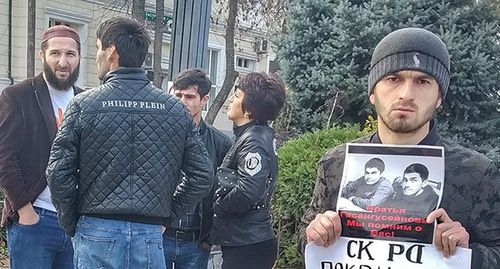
[305,144,472,269]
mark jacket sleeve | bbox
[46,98,81,237]
[298,157,329,255]
[171,120,213,219]
[351,179,394,209]
[217,135,232,167]
[468,162,500,269]
[0,89,33,211]
[298,147,346,255]
[213,137,271,217]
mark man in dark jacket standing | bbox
[46,17,213,269]
[301,28,500,269]
[0,25,82,269]
[164,68,231,269]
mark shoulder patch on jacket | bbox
[244,152,262,176]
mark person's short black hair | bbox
[365,158,385,173]
[403,163,429,181]
[96,17,151,67]
[173,69,212,97]
[237,72,286,123]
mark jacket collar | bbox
[233,121,257,137]
[199,119,207,135]
[102,67,149,84]
[370,119,440,146]
[33,73,58,142]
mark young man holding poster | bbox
[300,28,500,269]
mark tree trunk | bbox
[132,0,145,23]
[27,0,36,77]
[153,0,164,88]
[205,0,239,124]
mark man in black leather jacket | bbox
[46,17,213,269]
[164,69,231,269]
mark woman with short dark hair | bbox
[211,72,286,269]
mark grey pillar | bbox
[27,0,36,77]
[168,0,212,81]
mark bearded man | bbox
[0,25,82,269]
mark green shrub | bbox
[273,125,366,268]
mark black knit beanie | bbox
[368,28,450,98]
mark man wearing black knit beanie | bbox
[300,27,500,269]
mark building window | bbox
[49,19,72,27]
[204,49,219,111]
[235,56,256,73]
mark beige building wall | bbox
[11,1,29,84]
[0,0,274,132]
[0,1,9,87]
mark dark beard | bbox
[377,99,435,134]
[381,116,424,134]
[379,107,435,134]
[43,62,80,91]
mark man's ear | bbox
[369,93,376,105]
[201,95,209,107]
[107,45,118,62]
[435,96,442,109]
[39,50,45,63]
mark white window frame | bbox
[203,44,225,111]
[235,55,257,74]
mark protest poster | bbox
[338,144,444,243]
[305,238,472,269]
[303,144,471,269]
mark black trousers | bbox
[221,238,278,269]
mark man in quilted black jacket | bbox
[46,17,213,269]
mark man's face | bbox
[96,39,112,80]
[370,70,442,134]
[174,86,208,123]
[39,36,80,90]
[402,172,425,196]
[364,167,382,185]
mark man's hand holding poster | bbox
[305,144,472,269]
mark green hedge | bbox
[272,126,366,268]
